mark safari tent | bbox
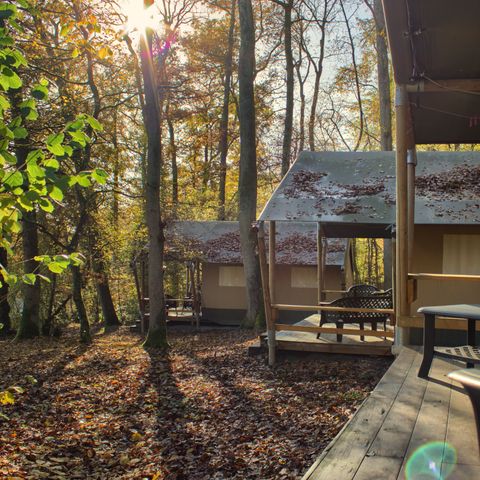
[257,150,480,360]
[167,221,349,325]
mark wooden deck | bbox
[302,347,480,479]
[259,315,393,356]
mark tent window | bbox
[219,266,245,287]
[443,235,480,275]
[291,267,317,288]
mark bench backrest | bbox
[345,284,380,297]
[325,292,393,322]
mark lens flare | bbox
[405,442,457,480]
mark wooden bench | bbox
[448,369,480,454]
[318,290,393,342]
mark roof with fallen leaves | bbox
[258,151,480,228]
[166,221,346,266]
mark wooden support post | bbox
[192,260,200,330]
[257,222,275,366]
[269,221,276,304]
[317,223,325,303]
[383,239,392,290]
[395,85,410,345]
[407,148,416,272]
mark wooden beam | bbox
[405,78,480,93]
[275,323,395,338]
[272,303,394,315]
[395,85,410,344]
[408,273,480,282]
[317,223,325,303]
[407,149,416,272]
[268,220,276,304]
[257,222,275,366]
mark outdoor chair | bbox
[317,289,393,342]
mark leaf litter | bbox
[0,327,391,479]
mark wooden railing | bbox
[275,323,395,339]
[408,273,480,282]
[270,303,396,339]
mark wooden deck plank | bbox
[445,378,480,466]
[353,353,427,479]
[303,350,480,480]
[350,456,402,480]
[396,358,454,479]
[441,463,480,479]
[303,348,416,480]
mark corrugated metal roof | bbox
[258,151,480,229]
[167,221,346,266]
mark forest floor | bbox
[0,326,392,480]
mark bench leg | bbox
[336,321,343,343]
[317,317,324,340]
[360,321,365,341]
[467,318,476,368]
[418,313,435,379]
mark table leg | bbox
[418,313,435,379]
[467,318,476,368]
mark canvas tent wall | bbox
[167,221,348,325]
[258,150,480,344]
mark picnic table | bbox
[418,304,480,379]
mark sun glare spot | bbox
[122,0,158,33]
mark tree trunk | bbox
[307,8,327,151]
[165,102,178,215]
[340,0,364,151]
[238,0,263,328]
[42,273,56,336]
[294,21,306,152]
[218,0,236,220]
[281,1,294,176]
[374,0,392,151]
[112,113,120,230]
[140,26,167,348]
[91,235,120,328]
[0,248,11,335]
[10,88,41,340]
[73,0,120,333]
[72,265,90,343]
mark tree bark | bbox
[238,0,263,328]
[218,0,236,220]
[140,25,167,348]
[0,248,11,335]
